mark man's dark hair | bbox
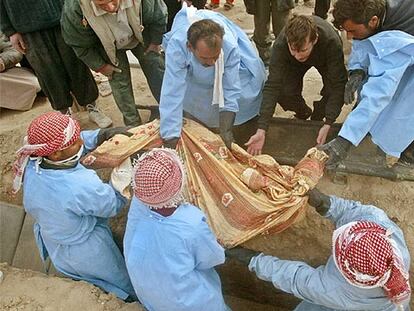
[285,15,318,50]
[187,19,225,50]
[332,0,386,30]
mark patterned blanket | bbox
[82,119,328,247]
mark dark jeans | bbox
[314,0,331,19]
[109,45,165,126]
[23,26,98,110]
[164,0,207,31]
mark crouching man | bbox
[226,189,411,310]
[13,112,136,301]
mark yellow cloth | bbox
[82,119,328,247]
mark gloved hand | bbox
[219,111,236,149]
[344,69,365,105]
[163,137,179,149]
[308,188,331,216]
[225,247,260,266]
[318,136,352,170]
[97,127,133,145]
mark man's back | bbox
[124,199,227,311]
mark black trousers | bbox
[164,0,207,31]
[277,65,330,120]
[314,0,331,19]
[23,26,98,110]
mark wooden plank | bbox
[0,202,25,264]
[12,213,50,272]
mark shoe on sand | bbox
[86,104,112,128]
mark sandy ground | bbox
[0,1,413,310]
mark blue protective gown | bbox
[22,130,136,300]
[124,198,229,311]
[159,7,266,140]
[248,196,411,311]
[339,30,414,157]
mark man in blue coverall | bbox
[226,189,411,311]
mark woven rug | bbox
[82,119,328,247]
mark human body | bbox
[227,190,411,310]
[124,148,228,311]
[0,32,41,111]
[61,0,167,126]
[14,113,135,300]
[0,0,110,127]
[246,15,347,155]
[160,7,265,148]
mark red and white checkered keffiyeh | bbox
[132,148,185,209]
[12,112,81,193]
[333,221,411,306]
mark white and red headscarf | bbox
[132,148,186,209]
[13,112,81,193]
[333,221,411,306]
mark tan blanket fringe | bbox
[82,119,328,247]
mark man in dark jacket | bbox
[245,15,347,155]
[0,0,112,128]
[61,0,167,126]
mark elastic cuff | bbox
[324,119,334,125]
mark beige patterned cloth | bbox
[82,119,328,247]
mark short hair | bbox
[285,15,318,50]
[332,0,386,30]
[187,19,225,50]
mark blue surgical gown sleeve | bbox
[248,254,345,308]
[221,46,241,113]
[68,173,127,218]
[80,129,100,152]
[339,54,412,146]
[325,196,393,229]
[193,218,225,270]
[159,38,188,140]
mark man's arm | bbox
[322,39,347,126]
[249,254,345,308]
[256,41,287,132]
[0,32,22,71]
[60,1,107,71]
[159,38,188,140]
[338,53,411,147]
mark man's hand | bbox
[145,43,161,55]
[163,137,180,149]
[219,111,236,149]
[97,126,133,145]
[316,124,331,145]
[98,64,122,80]
[318,136,352,170]
[344,69,365,105]
[308,188,331,216]
[225,247,260,266]
[10,33,26,54]
[245,129,266,155]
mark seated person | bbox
[159,5,266,149]
[13,112,136,301]
[227,189,411,310]
[320,30,414,169]
[246,14,347,155]
[124,148,229,311]
[0,32,41,111]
